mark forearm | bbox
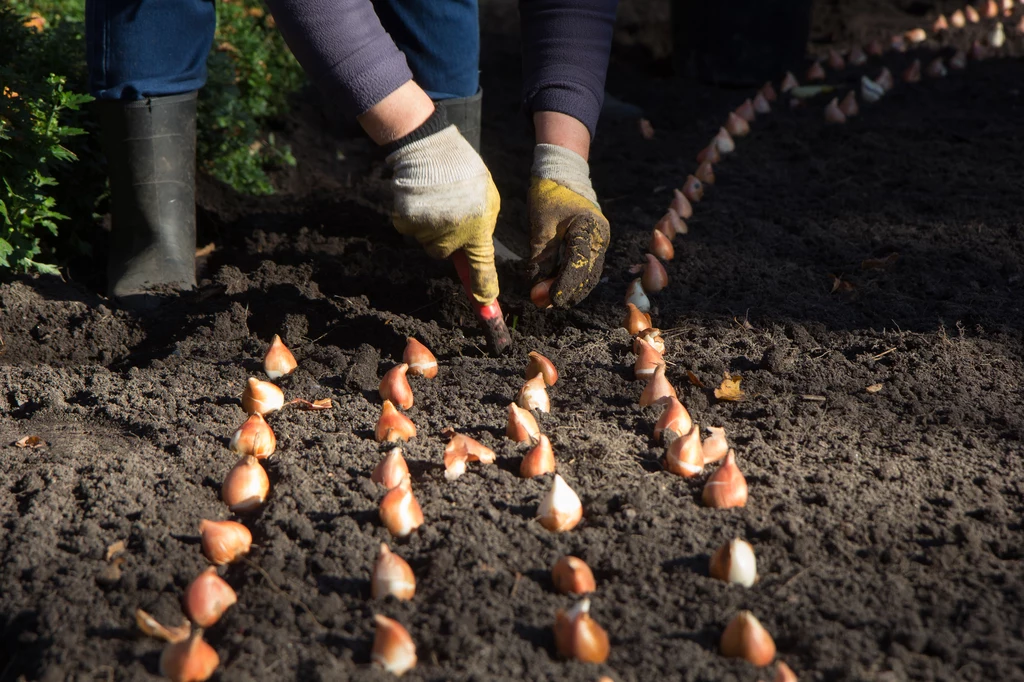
[520,0,618,141]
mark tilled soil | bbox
[2,2,1024,681]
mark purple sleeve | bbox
[520,0,618,139]
[264,0,413,117]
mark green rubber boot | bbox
[434,88,482,153]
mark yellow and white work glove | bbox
[386,116,500,305]
[527,143,610,308]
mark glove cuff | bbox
[531,143,599,206]
[382,105,449,155]
[387,125,488,189]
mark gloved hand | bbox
[387,121,500,305]
[527,143,610,308]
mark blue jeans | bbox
[85,0,479,102]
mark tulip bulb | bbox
[966,4,980,22]
[372,614,417,676]
[625,278,651,313]
[905,27,927,44]
[379,363,414,410]
[697,143,721,164]
[824,98,846,124]
[552,556,596,595]
[902,59,921,83]
[639,363,677,407]
[263,334,297,379]
[657,207,687,239]
[537,474,583,532]
[709,537,758,587]
[826,49,845,70]
[837,91,858,118]
[876,67,894,91]
[720,611,776,666]
[775,661,799,682]
[403,337,437,379]
[372,543,416,600]
[735,98,756,122]
[650,229,675,261]
[184,567,237,628]
[969,40,989,61]
[725,112,750,137]
[654,396,691,442]
[222,455,270,513]
[554,599,610,663]
[444,447,468,481]
[634,337,664,381]
[989,21,1006,48]
[760,81,777,101]
[780,71,799,92]
[159,630,219,682]
[379,479,424,537]
[847,44,867,65]
[198,520,252,566]
[521,434,556,478]
[889,34,906,52]
[372,447,411,489]
[506,403,541,442]
[933,13,948,31]
[665,426,703,477]
[986,0,1000,18]
[634,328,665,355]
[702,425,728,464]
[517,374,550,413]
[229,413,276,459]
[712,127,736,154]
[866,39,884,56]
[860,75,885,103]
[376,400,417,443]
[752,91,771,114]
[925,57,947,78]
[622,303,653,335]
[641,254,669,293]
[670,188,694,219]
[951,9,966,27]
[241,377,284,416]
[695,161,715,186]
[445,432,496,464]
[702,449,747,508]
[526,351,559,386]
[682,175,704,202]
[806,61,825,81]
[531,277,555,309]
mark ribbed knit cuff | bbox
[531,143,598,205]
[383,105,449,155]
[387,125,488,188]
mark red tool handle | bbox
[451,250,511,355]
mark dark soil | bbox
[3,2,1024,681]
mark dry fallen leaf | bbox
[15,435,46,448]
[135,609,191,643]
[687,371,707,388]
[287,397,333,410]
[105,540,126,562]
[861,253,899,270]
[714,372,745,401]
[830,274,856,293]
[195,242,216,258]
[639,118,655,140]
[312,398,333,409]
[865,383,884,393]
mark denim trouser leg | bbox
[86,0,216,100]
[372,0,480,100]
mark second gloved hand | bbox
[527,144,610,308]
[387,114,500,305]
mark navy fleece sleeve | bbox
[264,0,413,117]
[520,0,618,139]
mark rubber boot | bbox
[433,88,482,153]
[97,91,198,305]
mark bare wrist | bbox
[533,111,591,162]
[358,81,435,145]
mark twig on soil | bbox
[871,347,897,361]
[778,568,808,592]
[242,558,324,629]
[510,571,522,597]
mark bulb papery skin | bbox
[199,520,252,566]
[642,254,669,293]
[839,91,859,117]
[806,61,825,81]
[241,377,285,416]
[229,413,276,459]
[639,363,677,407]
[159,630,219,682]
[445,433,496,464]
[634,337,664,381]
[222,455,270,513]
[712,127,735,155]
[697,143,721,164]
[372,447,411,489]
[554,599,610,663]
[753,92,771,114]
[760,81,777,101]
[665,426,704,478]
[264,334,297,379]
[702,426,729,464]
[634,329,665,355]
[552,556,596,595]
[626,278,652,313]
[775,661,799,682]
[517,375,551,413]
[537,474,583,532]
[656,209,685,240]
[379,363,414,410]
[376,400,417,443]
[702,449,748,508]
[671,189,694,219]
[184,567,237,628]
[735,98,756,122]
[372,614,417,676]
[654,397,692,442]
[951,9,966,27]
[824,98,846,124]
[876,67,894,91]
[379,480,424,538]
[521,434,557,478]
[726,112,750,137]
[720,611,776,667]
[372,543,416,601]
[526,351,559,386]
[780,71,799,92]
[827,48,845,70]
[623,303,653,335]
[444,449,468,481]
[403,337,438,379]
[531,277,555,309]
[682,175,704,202]
[695,161,716,186]
[709,538,758,587]
[650,229,675,261]
[506,403,541,442]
